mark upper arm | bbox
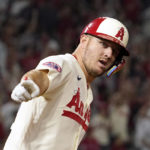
[33,55,72,94]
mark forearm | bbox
[21,69,49,96]
[11,69,50,102]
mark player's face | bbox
[81,34,120,77]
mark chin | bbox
[97,72,105,77]
[90,70,104,77]
[97,68,105,75]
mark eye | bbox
[100,41,109,48]
[112,48,120,57]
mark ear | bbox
[80,34,89,44]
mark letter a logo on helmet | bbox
[115,27,124,41]
[81,17,129,56]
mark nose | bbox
[104,47,113,59]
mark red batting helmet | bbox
[81,17,129,56]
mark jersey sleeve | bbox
[35,55,72,94]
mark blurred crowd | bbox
[0,0,150,150]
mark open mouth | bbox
[99,60,107,66]
[98,60,110,71]
[99,59,108,67]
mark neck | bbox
[72,48,94,87]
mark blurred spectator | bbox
[121,0,142,23]
[79,127,100,150]
[19,44,41,72]
[37,1,58,35]
[90,102,111,150]
[10,0,30,17]
[18,8,38,50]
[0,101,19,135]
[111,136,127,150]
[41,38,60,58]
[134,100,150,150]
[0,40,8,79]
[0,17,18,102]
[0,111,6,149]
[141,6,150,37]
[109,92,130,145]
[6,46,23,92]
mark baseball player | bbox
[3,17,129,150]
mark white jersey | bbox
[4,54,93,150]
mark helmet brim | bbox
[92,33,130,56]
[85,33,130,56]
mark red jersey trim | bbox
[62,110,88,131]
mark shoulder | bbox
[36,53,76,72]
[40,54,76,67]
[41,54,74,65]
